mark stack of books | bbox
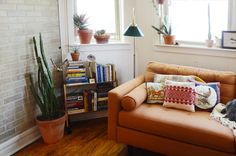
[96,64,116,83]
[65,61,89,84]
[66,93,84,112]
[83,90,98,112]
[96,82,114,111]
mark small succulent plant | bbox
[94,29,107,36]
[72,47,79,53]
[73,14,89,30]
[94,29,110,44]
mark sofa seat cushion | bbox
[118,104,235,153]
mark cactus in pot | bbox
[29,33,65,144]
[94,29,110,44]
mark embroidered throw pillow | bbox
[146,82,164,104]
[195,82,220,110]
[193,76,205,83]
[163,80,196,112]
[154,74,195,84]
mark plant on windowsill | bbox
[73,14,93,44]
[71,47,80,61]
[152,23,175,45]
[29,33,66,144]
[94,29,110,44]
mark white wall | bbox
[69,43,132,84]
[0,0,61,150]
[124,0,236,74]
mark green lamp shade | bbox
[124,25,144,37]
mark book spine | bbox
[100,65,104,83]
[92,91,97,111]
[108,64,112,81]
[111,64,116,81]
[65,78,88,84]
[66,68,86,74]
[67,102,84,109]
[97,64,101,83]
[67,73,86,77]
[83,90,89,112]
[97,92,108,97]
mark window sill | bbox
[154,44,236,58]
[69,42,131,52]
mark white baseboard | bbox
[0,126,41,156]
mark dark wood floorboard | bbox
[14,117,163,156]
[14,118,126,156]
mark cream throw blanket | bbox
[210,103,236,136]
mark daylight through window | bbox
[168,0,228,43]
[75,0,120,40]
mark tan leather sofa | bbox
[108,61,236,156]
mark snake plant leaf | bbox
[151,25,168,35]
[30,33,60,120]
[39,33,53,87]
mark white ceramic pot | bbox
[205,40,214,48]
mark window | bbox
[168,0,228,43]
[75,0,120,40]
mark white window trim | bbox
[160,0,235,45]
[154,44,236,59]
[66,0,122,45]
[58,0,126,60]
[67,0,76,45]
[228,0,236,30]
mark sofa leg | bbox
[127,145,134,156]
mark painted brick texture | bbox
[0,0,62,143]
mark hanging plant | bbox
[157,0,165,5]
[152,0,165,16]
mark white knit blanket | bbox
[210,103,236,136]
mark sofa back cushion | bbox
[145,61,236,104]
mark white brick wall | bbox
[0,0,62,143]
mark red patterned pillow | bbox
[163,80,196,112]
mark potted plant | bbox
[152,24,175,45]
[94,29,110,44]
[156,0,165,5]
[30,33,66,144]
[71,47,80,61]
[73,14,93,44]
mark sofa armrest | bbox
[108,75,145,140]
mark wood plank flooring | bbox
[15,118,127,156]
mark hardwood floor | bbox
[15,118,127,156]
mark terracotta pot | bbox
[156,0,165,4]
[94,35,110,44]
[71,52,80,61]
[78,29,93,44]
[36,114,66,144]
[163,35,175,45]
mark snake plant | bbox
[30,33,62,121]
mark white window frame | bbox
[67,0,121,45]
[161,0,235,46]
[58,0,125,60]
